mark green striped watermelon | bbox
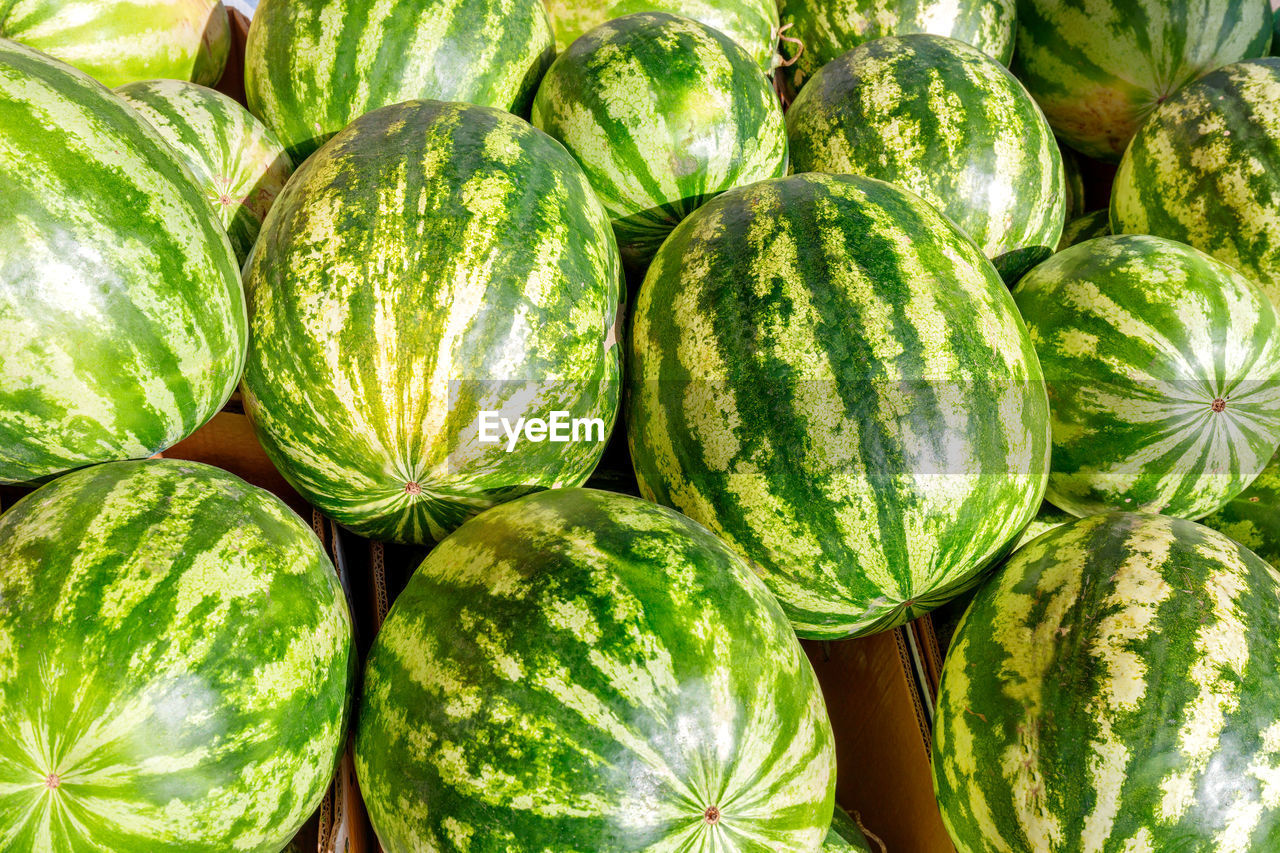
[1013,234,1280,520]
[1012,0,1273,161]
[1202,449,1280,566]
[823,808,874,851]
[1062,146,1086,221]
[543,0,780,70]
[1056,209,1110,251]
[1010,500,1075,552]
[354,487,836,852]
[934,511,1280,851]
[0,459,354,852]
[777,0,1016,97]
[242,99,620,545]
[117,79,294,264]
[0,40,246,486]
[786,34,1064,282]
[1111,58,1280,307]
[531,12,787,267]
[244,0,554,162]
[0,0,230,87]
[627,172,1050,640]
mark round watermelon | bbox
[823,808,874,851]
[0,0,229,87]
[117,79,294,264]
[245,0,554,162]
[354,488,836,852]
[532,12,787,267]
[1061,145,1087,220]
[1112,58,1280,307]
[543,0,780,70]
[777,0,1015,96]
[934,511,1280,851]
[787,34,1064,282]
[242,99,621,545]
[1013,0,1273,161]
[1056,209,1110,251]
[1013,234,1280,520]
[627,172,1051,640]
[1202,449,1280,566]
[0,459,354,852]
[0,40,245,486]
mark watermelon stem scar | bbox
[1212,398,1227,412]
[45,774,60,789]
[403,482,423,496]
[704,805,721,824]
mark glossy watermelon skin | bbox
[1056,209,1110,250]
[0,459,355,852]
[544,0,779,70]
[1013,234,1280,520]
[245,0,554,162]
[0,0,229,87]
[787,34,1064,282]
[532,13,786,267]
[627,173,1050,640]
[823,808,873,852]
[1112,58,1280,307]
[243,100,621,545]
[1202,449,1280,565]
[117,79,294,264]
[777,0,1015,96]
[354,488,836,852]
[0,39,246,486]
[1013,0,1273,161]
[934,512,1280,851]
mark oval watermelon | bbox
[245,0,554,162]
[532,12,787,267]
[1056,209,1110,251]
[0,0,230,87]
[1202,449,1280,566]
[1013,234,1280,520]
[627,172,1051,640]
[824,808,874,851]
[0,459,354,852]
[242,99,621,545]
[1012,0,1273,161]
[934,511,1280,851]
[777,0,1016,96]
[117,79,294,264]
[1111,58,1280,307]
[355,487,836,852]
[787,34,1064,282]
[543,0,780,70]
[0,40,246,486]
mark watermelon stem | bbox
[703,805,721,824]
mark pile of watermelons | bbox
[3,0,1280,850]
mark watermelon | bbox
[786,33,1064,282]
[242,100,621,545]
[627,172,1051,640]
[244,0,554,162]
[354,487,836,852]
[823,808,874,852]
[777,0,1016,96]
[543,0,780,70]
[1013,234,1280,520]
[934,511,1280,851]
[117,79,294,264]
[0,459,354,852]
[1202,449,1280,566]
[1010,501,1075,553]
[1012,0,1273,161]
[1111,58,1280,307]
[0,0,229,87]
[1056,209,1110,251]
[1062,146,1086,221]
[532,12,787,267]
[1274,3,1279,55]
[0,40,246,486]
